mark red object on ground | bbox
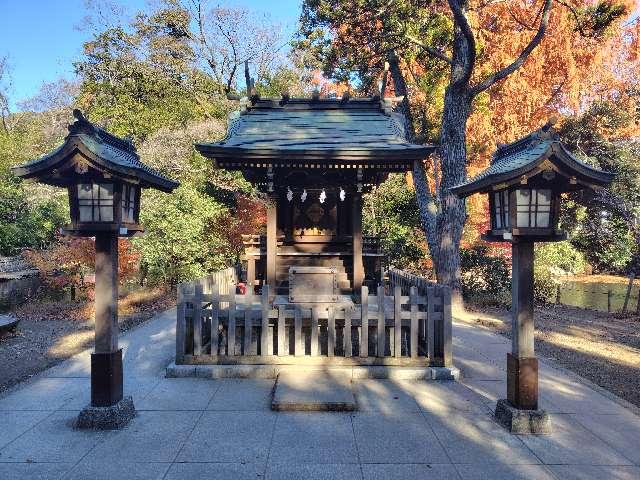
[237,282,247,294]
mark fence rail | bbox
[176,268,452,367]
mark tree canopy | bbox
[1,0,639,299]
[299,0,639,298]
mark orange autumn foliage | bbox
[391,1,640,245]
[310,70,351,97]
[211,194,267,259]
[463,0,640,244]
[25,236,141,294]
[468,0,640,168]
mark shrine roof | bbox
[12,110,179,192]
[451,122,614,197]
[195,97,434,162]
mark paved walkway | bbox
[0,309,639,480]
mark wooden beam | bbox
[360,286,369,357]
[512,242,535,358]
[266,195,277,290]
[508,241,539,410]
[352,193,364,291]
[94,232,119,354]
[92,231,123,407]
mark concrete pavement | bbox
[0,307,638,479]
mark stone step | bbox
[271,372,357,411]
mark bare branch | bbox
[506,7,537,31]
[470,0,552,95]
[181,0,284,94]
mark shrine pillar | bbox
[266,194,278,291]
[352,192,364,291]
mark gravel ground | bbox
[458,304,640,408]
[0,287,175,393]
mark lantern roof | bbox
[11,110,179,193]
[194,96,434,164]
[451,121,614,197]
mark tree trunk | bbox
[389,50,472,307]
[388,53,440,267]
[434,86,471,307]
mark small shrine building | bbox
[196,95,433,301]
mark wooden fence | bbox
[388,268,452,367]
[176,268,452,367]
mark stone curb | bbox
[165,362,460,381]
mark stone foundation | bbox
[166,362,460,381]
[494,398,551,434]
[75,396,136,430]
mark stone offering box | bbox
[289,267,338,303]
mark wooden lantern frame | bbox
[451,121,614,428]
[452,122,614,244]
[484,175,565,243]
[11,110,178,237]
[11,110,179,424]
[67,180,142,236]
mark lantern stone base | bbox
[494,399,551,434]
[75,396,136,430]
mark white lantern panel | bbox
[493,192,502,228]
[515,188,553,228]
[99,183,113,198]
[100,205,114,222]
[536,212,550,227]
[537,189,552,205]
[78,183,93,199]
[77,182,114,222]
[121,184,138,223]
[517,212,530,227]
[492,190,510,229]
[79,206,93,222]
[516,189,531,205]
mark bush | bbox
[573,213,633,273]
[535,241,588,275]
[0,176,67,255]
[133,185,235,286]
[363,175,430,272]
[24,237,140,300]
[460,244,511,306]
[534,242,587,303]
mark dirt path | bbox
[0,287,175,393]
[458,304,640,407]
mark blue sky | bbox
[0,0,302,110]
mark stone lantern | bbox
[451,120,614,433]
[12,110,178,428]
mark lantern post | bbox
[451,120,614,433]
[12,110,178,428]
